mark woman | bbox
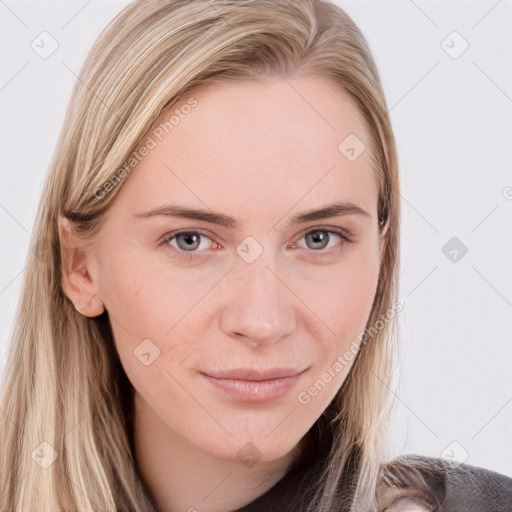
[0,1,510,511]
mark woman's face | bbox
[76,76,383,464]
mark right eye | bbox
[158,229,221,261]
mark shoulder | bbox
[377,453,512,512]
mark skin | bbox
[59,75,384,512]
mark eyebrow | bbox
[134,201,371,228]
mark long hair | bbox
[1,1,407,510]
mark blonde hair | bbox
[0,1,410,510]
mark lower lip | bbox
[203,372,304,403]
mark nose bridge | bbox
[219,245,296,346]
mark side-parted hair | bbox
[0,1,431,510]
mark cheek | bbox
[97,249,220,343]
[293,246,380,341]
[338,255,380,329]
[292,248,380,409]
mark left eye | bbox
[295,229,351,251]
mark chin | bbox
[205,432,299,465]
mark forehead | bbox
[118,75,378,223]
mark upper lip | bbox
[204,367,308,381]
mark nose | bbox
[219,252,297,348]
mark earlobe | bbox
[58,216,105,317]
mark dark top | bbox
[235,454,512,511]
[234,430,512,512]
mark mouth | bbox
[201,367,309,404]
[204,367,307,381]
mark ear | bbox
[58,216,105,317]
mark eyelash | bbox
[158,227,354,261]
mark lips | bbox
[201,366,309,403]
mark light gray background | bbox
[1,0,511,477]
